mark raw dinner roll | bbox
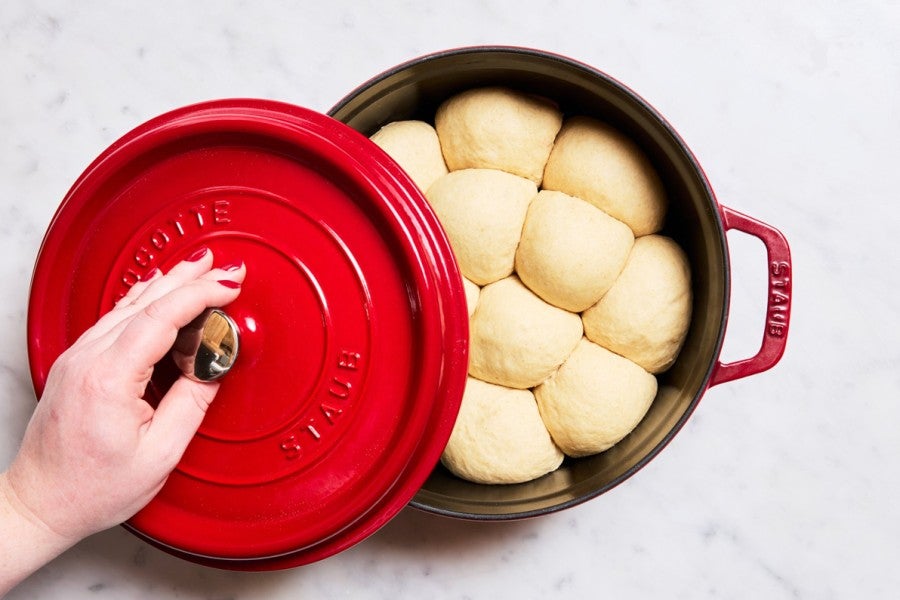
[426,169,537,285]
[535,338,658,457]
[435,87,563,184]
[515,190,635,312]
[463,277,480,317]
[542,116,666,236]
[370,120,448,192]
[469,276,582,389]
[582,235,692,374]
[441,377,564,485]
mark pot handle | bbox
[708,206,792,387]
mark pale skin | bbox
[0,249,244,596]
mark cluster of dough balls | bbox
[370,87,692,484]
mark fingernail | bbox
[142,268,161,281]
[218,279,241,289]
[220,261,243,272]
[185,247,209,262]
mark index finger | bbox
[83,250,217,345]
[106,278,243,375]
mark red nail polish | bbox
[218,279,240,289]
[185,247,209,262]
[142,268,161,281]
[220,261,243,272]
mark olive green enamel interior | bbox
[329,48,729,519]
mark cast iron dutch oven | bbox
[27,46,792,569]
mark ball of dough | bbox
[582,235,692,374]
[441,377,564,484]
[542,116,666,236]
[470,276,582,389]
[515,190,635,312]
[462,277,480,317]
[426,169,537,285]
[370,120,449,193]
[435,87,563,185]
[535,338,657,457]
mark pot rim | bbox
[330,45,732,519]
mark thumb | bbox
[145,376,219,469]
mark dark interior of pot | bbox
[329,47,729,519]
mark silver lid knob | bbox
[172,308,240,382]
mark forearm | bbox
[0,472,77,597]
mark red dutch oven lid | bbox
[26,99,469,569]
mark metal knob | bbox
[172,308,240,382]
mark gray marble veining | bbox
[1,1,898,598]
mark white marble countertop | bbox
[1,1,898,598]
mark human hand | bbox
[2,248,244,545]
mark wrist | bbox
[0,470,77,554]
[0,470,81,596]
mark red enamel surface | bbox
[27,99,469,568]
